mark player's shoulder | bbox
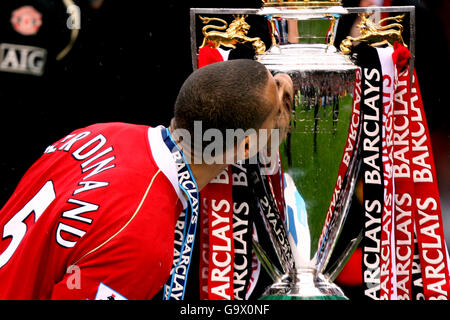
[78,122,150,134]
[46,122,153,159]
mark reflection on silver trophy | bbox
[253,1,361,300]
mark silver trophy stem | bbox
[261,267,347,300]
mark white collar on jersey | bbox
[147,126,188,209]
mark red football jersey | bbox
[0,123,185,300]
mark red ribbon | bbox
[409,69,450,299]
[391,43,450,299]
[199,193,210,300]
[201,168,235,300]
[392,65,416,299]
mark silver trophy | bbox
[254,2,415,300]
[189,3,415,300]
[255,2,359,300]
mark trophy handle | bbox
[247,161,295,274]
[252,238,283,282]
[324,230,363,282]
[314,152,362,274]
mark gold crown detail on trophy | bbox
[340,13,407,54]
[199,15,266,54]
[262,0,342,7]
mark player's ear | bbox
[169,118,176,130]
[237,132,259,161]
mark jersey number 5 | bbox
[0,181,56,269]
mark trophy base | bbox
[259,268,348,300]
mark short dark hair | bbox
[174,59,272,138]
